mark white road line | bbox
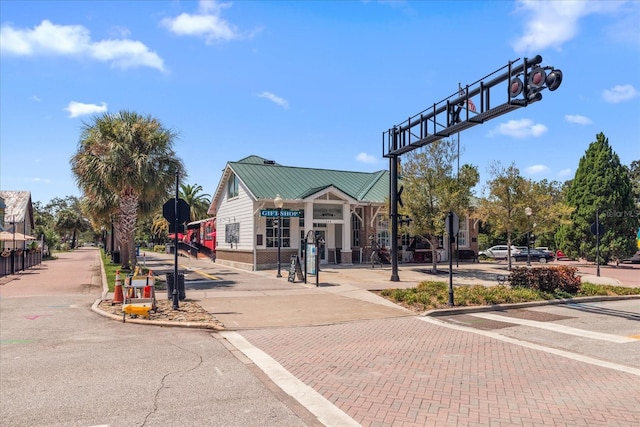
[419,316,640,377]
[470,312,636,343]
[219,331,361,427]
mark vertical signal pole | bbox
[596,207,600,277]
[172,171,180,310]
[390,126,400,281]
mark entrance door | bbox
[314,229,327,264]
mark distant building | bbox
[0,190,35,250]
[207,156,478,271]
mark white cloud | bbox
[31,95,41,102]
[0,20,165,71]
[602,84,639,103]
[490,118,548,138]
[565,114,592,125]
[25,177,52,183]
[356,152,378,164]
[257,92,289,109]
[65,101,107,118]
[511,0,622,54]
[161,0,240,43]
[557,168,573,178]
[525,164,549,175]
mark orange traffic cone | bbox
[143,270,153,298]
[112,270,124,304]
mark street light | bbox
[274,194,284,277]
[525,207,532,266]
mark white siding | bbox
[215,180,255,251]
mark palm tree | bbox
[180,183,211,222]
[71,110,184,269]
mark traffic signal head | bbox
[527,67,546,89]
[509,77,523,98]
[545,69,563,91]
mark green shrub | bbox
[153,245,165,253]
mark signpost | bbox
[163,171,190,309]
[446,212,459,306]
[590,208,605,277]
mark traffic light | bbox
[509,77,523,98]
[509,58,563,106]
[527,67,546,89]
[546,69,562,91]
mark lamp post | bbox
[525,207,532,266]
[274,194,284,277]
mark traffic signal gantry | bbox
[383,55,563,282]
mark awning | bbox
[0,231,36,241]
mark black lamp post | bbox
[525,207,532,266]
[274,194,284,277]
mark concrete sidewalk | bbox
[132,251,636,329]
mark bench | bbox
[496,274,508,285]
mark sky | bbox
[1,0,639,206]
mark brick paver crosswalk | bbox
[241,317,640,426]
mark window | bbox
[457,216,469,247]
[351,208,362,247]
[376,216,390,247]
[266,218,290,248]
[227,174,239,199]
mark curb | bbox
[91,298,225,330]
[422,294,640,317]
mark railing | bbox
[0,249,43,277]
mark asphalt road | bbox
[0,249,313,427]
[2,249,640,426]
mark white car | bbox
[478,245,520,260]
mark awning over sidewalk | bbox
[0,231,36,241]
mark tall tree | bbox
[562,132,636,263]
[71,110,184,269]
[180,183,211,222]
[400,139,479,273]
[477,162,528,270]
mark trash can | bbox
[135,245,140,256]
[166,271,186,301]
[112,251,120,264]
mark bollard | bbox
[112,270,124,304]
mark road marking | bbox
[220,331,361,427]
[419,316,640,377]
[180,264,219,281]
[469,312,636,343]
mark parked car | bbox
[621,251,640,264]
[534,246,555,256]
[511,249,555,264]
[478,245,520,260]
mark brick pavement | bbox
[240,316,640,426]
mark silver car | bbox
[478,245,520,260]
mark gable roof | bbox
[0,190,34,229]
[210,156,389,212]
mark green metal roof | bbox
[229,156,389,203]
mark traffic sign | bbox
[163,198,190,223]
[590,222,605,236]
[445,212,460,236]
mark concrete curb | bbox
[423,294,640,317]
[90,297,225,330]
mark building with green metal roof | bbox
[207,155,478,272]
[208,155,392,271]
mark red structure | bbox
[185,218,216,258]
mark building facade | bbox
[207,156,478,271]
